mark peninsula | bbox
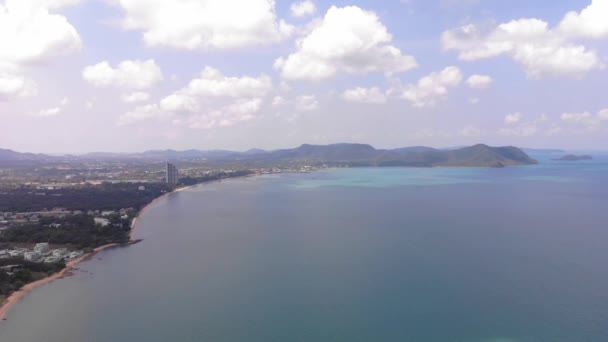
[552,154,593,161]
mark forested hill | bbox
[0,144,538,168]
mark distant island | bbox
[1,143,537,168]
[552,155,593,161]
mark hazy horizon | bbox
[4,142,608,156]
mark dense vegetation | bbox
[0,258,65,297]
[178,170,254,186]
[0,215,132,249]
[0,182,170,212]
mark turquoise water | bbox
[1,156,608,341]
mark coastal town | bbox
[0,156,322,315]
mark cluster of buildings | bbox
[0,243,84,264]
[0,208,134,231]
[0,209,72,231]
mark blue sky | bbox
[1,0,607,153]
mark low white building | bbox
[44,256,63,263]
[34,243,49,254]
[24,251,42,262]
[68,251,84,260]
[9,249,27,258]
[94,217,110,227]
[52,248,68,258]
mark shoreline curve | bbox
[0,173,257,321]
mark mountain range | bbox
[0,144,538,168]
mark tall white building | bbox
[166,162,179,185]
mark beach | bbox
[0,174,257,322]
[0,243,120,321]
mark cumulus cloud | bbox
[116,0,294,50]
[35,96,70,117]
[0,0,81,100]
[442,8,603,79]
[120,67,274,129]
[401,66,463,107]
[504,112,522,125]
[558,0,608,39]
[0,73,37,101]
[466,74,493,89]
[291,0,316,17]
[0,0,81,69]
[459,125,483,137]
[275,6,417,80]
[295,95,318,111]
[498,114,548,137]
[122,91,150,103]
[560,109,608,131]
[561,111,594,124]
[119,104,162,126]
[342,87,387,104]
[83,60,163,90]
[37,107,62,117]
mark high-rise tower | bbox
[166,162,179,185]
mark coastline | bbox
[0,173,258,321]
[0,243,120,321]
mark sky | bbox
[1,0,608,153]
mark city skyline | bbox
[2,0,608,153]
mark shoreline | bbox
[0,243,121,321]
[0,173,259,321]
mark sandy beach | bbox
[0,174,258,322]
[0,243,120,321]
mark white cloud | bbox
[272,95,286,107]
[466,74,493,89]
[122,91,151,103]
[469,97,480,105]
[291,0,316,17]
[120,67,274,129]
[119,104,162,126]
[459,125,483,137]
[498,114,545,137]
[116,0,294,50]
[504,112,522,125]
[558,0,608,39]
[158,66,272,114]
[561,111,594,124]
[295,95,318,111]
[35,95,70,117]
[0,0,81,69]
[0,1,80,101]
[342,87,387,104]
[556,108,608,133]
[0,73,37,100]
[83,60,163,90]
[560,110,607,130]
[37,107,61,117]
[275,6,417,80]
[442,14,602,78]
[498,123,539,137]
[401,66,463,107]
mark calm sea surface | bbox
[1,155,608,342]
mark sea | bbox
[1,153,608,342]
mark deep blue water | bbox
[1,155,608,342]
